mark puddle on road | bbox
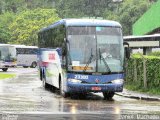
[0,70,160,115]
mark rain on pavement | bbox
[0,68,160,119]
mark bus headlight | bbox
[68,79,81,83]
[112,79,124,84]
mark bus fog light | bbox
[112,79,124,84]
[68,79,81,83]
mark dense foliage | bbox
[0,12,15,43]
[0,0,155,45]
[55,0,151,35]
[148,51,160,56]
[9,8,60,45]
[125,54,160,94]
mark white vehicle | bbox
[14,45,38,68]
[38,48,61,88]
[0,44,17,71]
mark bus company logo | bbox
[48,53,55,60]
[95,79,99,83]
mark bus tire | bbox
[2,68,8,72]
[40,68,42,81]
[23,66,28,68]
[31,62,37,68]
[103,92,114,100]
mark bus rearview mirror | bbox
[123,42,130,59]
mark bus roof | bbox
[0,44,12,47]
[40,19,122,32]
[64,19,121,27]
[12,45,38,48]
[0,44,38,48]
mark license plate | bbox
[91,87,101,90]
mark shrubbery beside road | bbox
[125,53,160,95]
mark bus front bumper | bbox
[4,62,17,67]
[67,82,123,93]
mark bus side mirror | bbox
[62,49,66,56]
[62,42,67,56]
[123,42,130,59]
[62,38,70,56]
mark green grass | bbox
[131,54,160,59]
[125,84,160,96]
[0,73,16,80]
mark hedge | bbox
[148,51,160,56]
[125,54,160,93]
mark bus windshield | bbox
[67,26,124,73]
[0,46,16,61]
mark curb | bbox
[115,92,160,101]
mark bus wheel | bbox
[2,68,8,72]
[60,80,69,98]
[31,62,37,68]
[23,66,28,68]
[103,92,115,100]
[40,69,42,81]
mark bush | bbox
[148,51,160,56]
[125,54,160,94]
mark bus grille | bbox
[81,81,112,84]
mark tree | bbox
[3,0,27,13]
[119,0,151,35]
[54,0,114,18]
[0,0,154,45]
[0,0,5,14]
[0,0,56,14]
[0,12,15,43]
[24,0,55,9]
[104,0,151,35]
[9,8,60,45]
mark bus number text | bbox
[75,75,88,80]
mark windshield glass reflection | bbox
[67,26,124,73]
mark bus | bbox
[38,19,130,99]
[14,45,38,68]
[0,44,17,72]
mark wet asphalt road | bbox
[0,68,160,120]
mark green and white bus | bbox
[13,45,38,68]
[0,44,17,71]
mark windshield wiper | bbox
[83,48,93,72]
[99,48,111,73]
